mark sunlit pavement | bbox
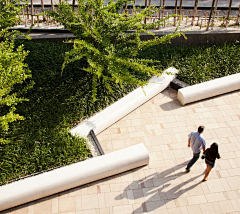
[4,86,240,214]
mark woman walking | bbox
[202,142,221,181]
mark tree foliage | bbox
[50,0,185,100]
[0,0,29,39]
[0,0,33,143]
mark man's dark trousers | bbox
[186,152,200,169]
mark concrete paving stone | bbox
[226,190,239,200]
[218,169,230,178]
[218,200,235,213]
[27,204,34,214]
[199,203,215,214]
[226,176,240,191]
[51,198,58,213]
[120,190,129,205]
[128,181,141,190]
[132,189,144,200]
[99,207,110,214]
[230,198,240,212]
[221,151,237,160]
[209,202,222,214]
[98,193,106,208]
[142,187,161,202]
[202,178,221,194]
[228,168,240,177]
[162,151,175,160]
[186,204,203,214]
[175,197,189,207]
[219,177,232,191]
[205,192,226,202]
[30,200,50,214]
[126,190,135,204]
[58,197,75,213]
[74,196,82,211]
[81,194,99,210]
[120,172,134,183]
[110,182,129,192]
[187,195,207,205]
[145,200,166,212]
[143,169,157,179]
[104,192,123,207]
[76,209,96,214]
[165,199,178,209]
[219,159,232,170]
[229,159,238,168]
[113,205,133,214]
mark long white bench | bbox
[0,143,149,211]
[71,67,179,137]
[177,73,240,105]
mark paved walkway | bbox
[3,86,240,214]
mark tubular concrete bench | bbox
[71,67,179,137]
[177,73,240,105]
[0,143,149,212]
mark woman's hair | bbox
[208,142,219,159]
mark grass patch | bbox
[0,41,239,185]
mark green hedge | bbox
[0,41,239,185]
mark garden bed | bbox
[0,41,239,186]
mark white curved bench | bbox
[71,67,179,137]
[177,73,240,105]
[0,143,149,211]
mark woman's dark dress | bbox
[203,148,220,168]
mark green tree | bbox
[0,0,28,39]
[0,0,33,143]
[50,0,185,100]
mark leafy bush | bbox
[0,39,33,144]
[49,0,184,100]
[0,0,32,144]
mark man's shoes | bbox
[185,168,190,173]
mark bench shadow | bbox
[115,161,204,213]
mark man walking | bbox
[186,126,206,173]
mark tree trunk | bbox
[211,0,219,29]
[226,0,232,28]
[72,0,75,11]
[41,0,44,13]
[161,0,165,18]
[206,0,215,30]
[31,0,33,24]
[51,0,53,11]
[174,0,178,26]
[191,0,199,25]
[236,4,240,25]
[40,0,45,21]
[178,0,183,20]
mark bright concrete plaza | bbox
[3,86,240,214]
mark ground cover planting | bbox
[0,41,239,185]
[137,42,240,85]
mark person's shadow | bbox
[115,161,204,213]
